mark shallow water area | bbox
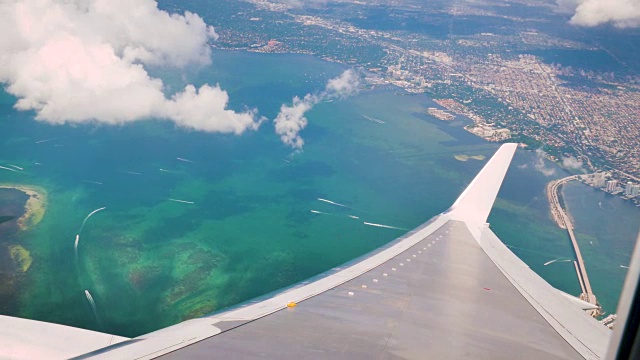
[0,49,637,337]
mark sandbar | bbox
[454,154,486,162]
[0,184,47,231]
[8,245,32,272]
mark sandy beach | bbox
[0,184,47,231]
[454,154,486,162]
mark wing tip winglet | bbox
[446,143,518,227]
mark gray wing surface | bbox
[0,315,128,359]
[69,144,608,359]
[157,221,583,360]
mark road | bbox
[546,175,598,310]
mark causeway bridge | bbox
[547,175,599,315]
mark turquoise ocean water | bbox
[0,50,637,337]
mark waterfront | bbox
[547,175,598,314]
[562,181,640,314]
[0,49,637,337]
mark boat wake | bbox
[363,222,407,230]
[169,198,195,204]
[79,207,106,233]
[84,290,101,325]
[0,165,20,172]
[121,170,143,176]
[177,157,194,163]
[543,258,572,266]
[83,180,103,185]
[317,198,350,208]
[76,207,106,260]
[362,115,385,124]
[74,234,80,258]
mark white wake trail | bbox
[169,198,195,204]
[362,115,385,124]
[317,198,350,208]
[0,165,20,172]
[8,164,24,171]
[74,234,80,258]
[85,290,99,322]
[76,207,106,261]
[80,207,106,233]
[35,137,60,144]
[543,259,558,266]
[176,157,194,163]
[544,258,572,266]
[363,222,407,231]
[121,170,143,176]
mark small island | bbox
[0,184,47,231]
[454,154,486,162]
[0,184,47,273]
[8,245,32,272]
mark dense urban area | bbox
[162,0,640,203]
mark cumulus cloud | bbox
[274,69,360,150]
[562,155,584,171]
[0,0,261,134]
[325,69,360,98]
[556,0,580,14]
[533,149,557,177]
[273,94,317,149]
[558,0,640,28]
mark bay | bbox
[0,49,636,337]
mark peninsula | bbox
[0,184,46,231]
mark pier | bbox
[546,176,600,315]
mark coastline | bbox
[0,184,47,231]
[546,176,579,229]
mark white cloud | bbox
[558,0,640,28]
[274,69,360,150]
[165,84,263,134]
[325,69,360,98]
[0,0,261,133]
[556,0,580,14]
[274,94,318,149]
[534,149,557,177]
[562,156,584,171]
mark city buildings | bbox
[625,182,634,196]
[594,173,606,188]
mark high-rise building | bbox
[606,179,618,192]
[632,184,640,197]
[625,182,634,196]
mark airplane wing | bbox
[0,315,128,359]
[2,143,611,359]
